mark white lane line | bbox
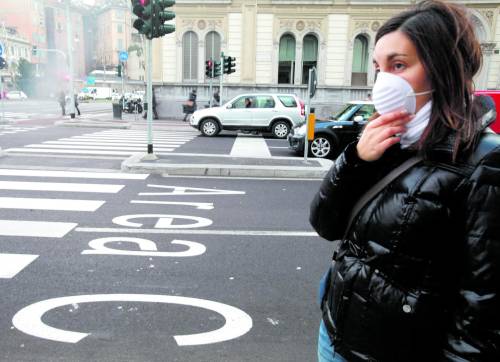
[4,148,173,155]
[0,169,148,179]
[0,197,105,212]
[79,133,195,138]
[44,140,186,146]
[230,135,271,158]
[268,146,289,149]
[0,254,39,278]
[25,144,180,150]
[0,181,124,193]
[76,227,318,236]
[0,220,77,237]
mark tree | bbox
[16,58,36,96]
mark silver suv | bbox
[190,93,305,138]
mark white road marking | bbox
[0,220,77,237]
[0,197,105,212]
[4,148,174,155]
[44,140,186,146]
[82,237,206,257]
[73,135,193,140]
[130,200,214,210]
[25,144,180,150]
[76,227,318,237]
[0,181,124,193]
[112,214,213,229]
[12,294,253,345]
[230,135,271,158]
[0,254,39,278]
[139,185,245,196]
[0,169,148,179]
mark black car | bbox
[288,101,375,158]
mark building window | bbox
[183,31,198,82]
[278,34,296,84]
[117,24,123,34]
[117,39,124,51]
[302,34,318,85]
[205,31,221,61]
[352,35,369,86]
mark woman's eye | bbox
[393,63,406,71]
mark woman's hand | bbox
[356,110,414,162]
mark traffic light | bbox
[132,0,153,39]
[223,56,236,75]
[155,0,175,38]
[213,60,221,77]
[32,46,38,56]
[205,59,213,78]
[0,57,6,70]
[117,63,122,77]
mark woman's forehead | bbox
[374,31,417,61]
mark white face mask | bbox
[372,72,432,115]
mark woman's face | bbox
[373,30,432,112]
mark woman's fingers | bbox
[366,110,413,129]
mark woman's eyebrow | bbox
[373,52,409,63]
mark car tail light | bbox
[299,99,305,116]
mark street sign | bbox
[0,42,4,57]
[86,76,96,85]
[119,51,128,62]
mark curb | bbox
[121,153,330,179]
[54,120,131,129]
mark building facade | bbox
[145,0,500,117]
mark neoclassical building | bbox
[146,0,500,116]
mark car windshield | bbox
[332,104,356,120]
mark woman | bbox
[310,1,500,361]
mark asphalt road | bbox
[0,120,334,361]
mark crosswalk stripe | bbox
[0,197,105,211]
[0,169,148,179]
[72,135,194,140]
[4,148,172,155]
[25,144,180,150]
[0,181,124,193]
[45,140,186,146]
[0,220,77,237]
[0,254,39,279]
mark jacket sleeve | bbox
[309,142,377,241]
[443,148,500,361]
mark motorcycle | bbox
[123,97,143,114]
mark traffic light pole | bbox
[208,78,213,108]
[121,62,125,110]
[304,68,314,162]
[65,0,76,119]
[144,38,157,160]
[219,51,224,105]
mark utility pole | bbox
[65,0,76,118]
[219,51,224,105]
[144,38,156,159]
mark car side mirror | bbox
[353,115,364,123]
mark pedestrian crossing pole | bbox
[219,51,224,105]
[65,0,76,119]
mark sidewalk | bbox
[121,152,332,179]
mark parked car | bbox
[288,101,375,158]
[6,90,28,100]
[190,93,305,138]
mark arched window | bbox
[352,35,369,86]
[183,31,198,82]
[302,34,318,85]
[205,31,221,62]
[278,34,296,84]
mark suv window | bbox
[255,96,275,108]
[233,96,256,109]
[278,96,297,107]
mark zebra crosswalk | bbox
[0,112,58,122]
[0,168,149,279]
[0,125,45,137]
[4,129,198,157]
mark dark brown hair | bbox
[375,0,483,159]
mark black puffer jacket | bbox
[310,123,500,361]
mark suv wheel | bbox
[200,118,220,137]
[272,121,290,139]
[310,135,333,158]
